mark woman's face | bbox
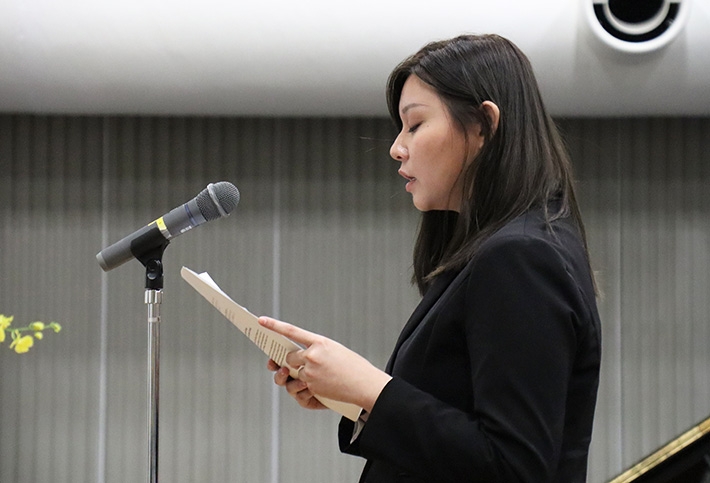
[390,75,483,212]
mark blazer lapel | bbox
[385,270,459,373]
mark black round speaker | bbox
[608,0,665,24]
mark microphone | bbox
[96,181,240,271]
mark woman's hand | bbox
[259,316,392,413]
[267,359,329,411]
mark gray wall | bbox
[1,115,709,482]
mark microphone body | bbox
[97,182,240,271]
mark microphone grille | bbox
[196,181,240,220]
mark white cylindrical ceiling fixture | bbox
[587,0,690,53]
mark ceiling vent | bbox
[587,0,690,52]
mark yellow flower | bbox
[0,315,12,343]
[10,335,34,354]
[0,314,13,330]
[1,315,62,353]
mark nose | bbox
[390,134,408,161]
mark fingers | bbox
[285,351,306,373]
[268,358,300,379]
[273,365,306,387]
[274,368,309,397]
[270,363,317,409]
[287,381,321,410]
[260,316,337,412]
[267,357,303,379]
[258,316,320,347]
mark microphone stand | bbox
[137,240,169,483]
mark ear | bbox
[481,101,500,135]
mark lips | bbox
[398,170,415,182]
[399,170,416,192]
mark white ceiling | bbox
[1,0,709,117]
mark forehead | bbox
[399,75,444,112]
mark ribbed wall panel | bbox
[613,118,710,466]
[275,118,419,483]
[0,116,103,483]
[100,117,281,483]
[1,114,709,482]
[563,118,625,477]
[562,117,710,481]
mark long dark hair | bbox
[387,34,592,295]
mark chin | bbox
[412,199,429,212]
[413,200,457,213]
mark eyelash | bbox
[408,122,422,134]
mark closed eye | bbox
[408,122,422,134]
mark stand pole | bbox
[146,288,162,483]
[138,245,168,483]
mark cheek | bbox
[440,143,468,183]
[427,160,464,199]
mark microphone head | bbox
[197,181,240,220]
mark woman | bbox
[259,34,601,482]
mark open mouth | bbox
[400,172,416,193]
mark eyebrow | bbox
[401,102,427,115]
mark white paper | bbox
[181,266,362,421]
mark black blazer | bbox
[339,208,601,482]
